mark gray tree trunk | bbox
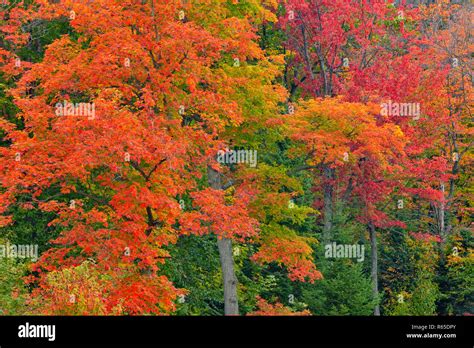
[439,182,446,239]
[217,237,239,315]
[207,166,239,315]
[322,165,334,243]
[368,222,380,316]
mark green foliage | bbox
[438,230,474,315]
[301,259,376,315]
[162,235,223,315]
[0,239,29,315]
[385,236,441,316]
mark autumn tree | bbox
[0,0,321,315]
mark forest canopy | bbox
[0,0,472,316]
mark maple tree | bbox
[278,0,472,315]
[248,295,310,315]
[0,0,320,315]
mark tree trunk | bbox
[217,237,239,315]
[207,165,239,315]
[445,158,460,237]
[322,165,334,244]
[368,222,380,316]
[439,182,446,239]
